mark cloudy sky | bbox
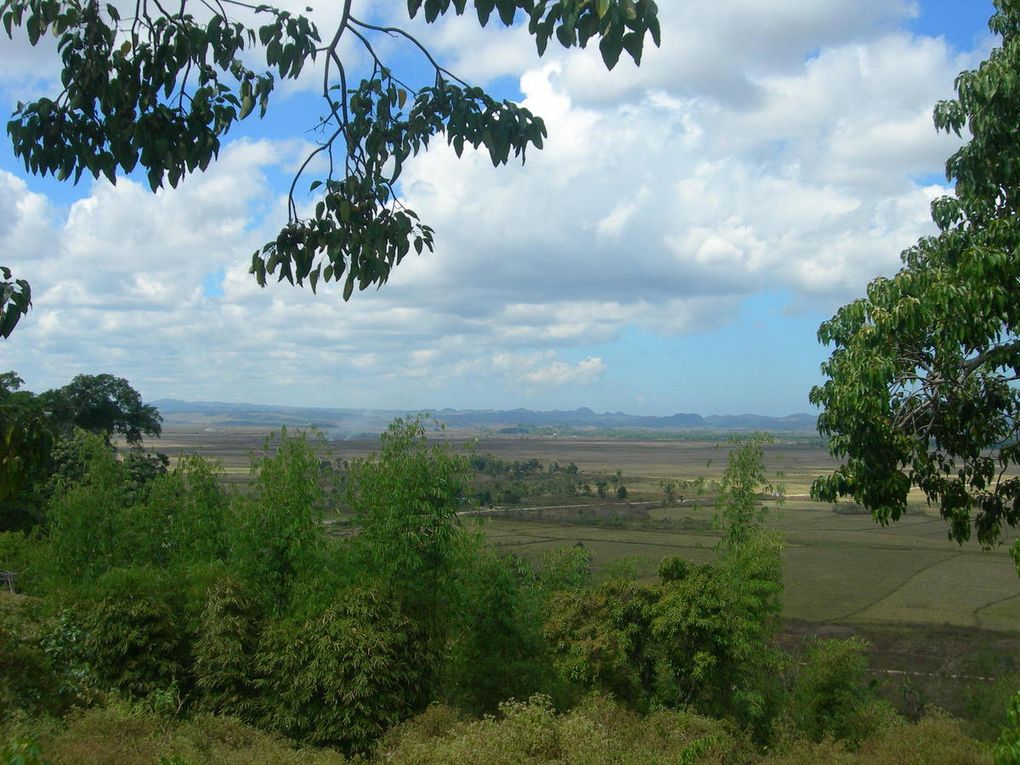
[0,1,997,415]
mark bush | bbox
[379,693,748,765]
[229,431,325,615]
[124,455,230,569]
[765,710,989,764]
[46,434,132,583]
[784,637,898,746]
[0,530,49,595]
[544,579,658,709]
[650,544,785,728]
[997,691,1020,764]
[538,545,592,593]
[71,567,193,700]
[443,548,552,714]
[965,673,1020,743]
[255,587,429,753]
[30,702,347,765]
[194,577,263,720]
[0,592,58,718]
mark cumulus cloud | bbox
[492,352,607,388]
[0,3,993,411]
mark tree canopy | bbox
[0,371,162,530]
[0,0,660,333]
[811,1,1020,570]
[41,373,162,445]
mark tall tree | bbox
[811,1,1020,571]
[0,0,660,322]
[1,371,162,530]
[41,373,162,445]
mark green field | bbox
[479,502,1019,631]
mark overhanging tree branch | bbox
[0,0,661,330]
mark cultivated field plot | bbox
[156,426,1020,632]
[482,504,1019,631]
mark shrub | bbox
[785,637,898,746]
[379,693,748,765]
[34,702,348,765]
[194,577,262,719]
[651,543,785,728]
[544,579,658,708]
[0,531,49,595]
[656,555,690,583]
[538,545,593,593]
[124,455,230,569]
[255,587,429,753]
[46,434,132,582]
[0,592,58,718]
[443,548,551,714]
[229,431,325,615]
[71,567,193,700]
[997,691,1020,765]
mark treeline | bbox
[0,419,1016,763]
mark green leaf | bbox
[599,34,623,69]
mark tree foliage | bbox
[0,0,660,315]
[255,587,428,754]
[346,417,466,619]
[0,266,31,338]
[71,566,193,699]
[443,546,551,715]
[543,577,657,707]
[41,373,162,446]
[784,637,896,747]
[811,1,1020,569]
[1,416,949,758]
[230,429,326,614]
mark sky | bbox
[0,0,999,416]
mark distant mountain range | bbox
[153,399,819,435]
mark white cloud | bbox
[0,3,994,412]
[493,351,607,388]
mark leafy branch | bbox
[1,0,660,312]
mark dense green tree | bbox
[651,437,784,730]
[1,371,164,531]
[442,546,551,714]
[230,429,326,614]
[784,637,896,747]
[346,417,467,633]
[997,691,1020,764]
[811,1,1020,571]
[543,577,658,708]
[193,576,264,720]
[255,586,429,754]
[70,565,194,699]
[537,543,593,592]
[41,373,162,445]
[0,0,660,318]
[0,399,54,530]
[650,542,783,729]
[46,431,134,581]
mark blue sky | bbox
[0,1,998,416]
